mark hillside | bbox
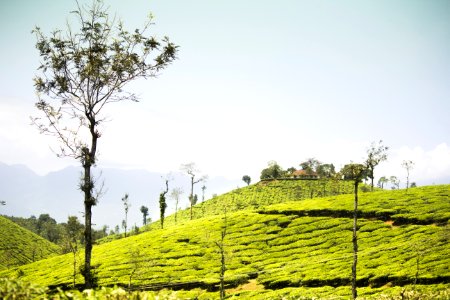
[0,216,61,270]
[147,178,357,230]
[0,184,448,299]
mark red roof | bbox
[291,170,318,177]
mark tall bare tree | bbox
[365,140,389,191]
[180,163,206,220]
[215,208,228,300]
[341,163,368,300]
[401,160,415,191]
[170,187,183,223]
[31,0,177,287]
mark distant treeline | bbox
[2,214,109,250]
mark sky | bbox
[1,0,450,188]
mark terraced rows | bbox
[1,184,448,299]
[0,216,61,270]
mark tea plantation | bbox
[0,216,61,270]
[0,182,449,299]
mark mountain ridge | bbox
[0,162,241,229]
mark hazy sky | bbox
[1,0,449,186]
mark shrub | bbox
[0,278,47,299]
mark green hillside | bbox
[149,178,357,230]
[0,216,61,270]
[0,183,449,299]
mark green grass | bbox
[0,216,61,270]
[0,183,448,299]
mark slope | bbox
[0,184,448,299]
[0,216,61,270]
[149,178,357,231]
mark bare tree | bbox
[31,0,177,288]
[341,163,368,300]
[170,187,183,224]
[215,209,228,300]
[389,176,400,190]
[365,140,389,191]
[401,160,415,191]
[180,163,207,220]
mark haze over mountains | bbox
[0,162,241,229]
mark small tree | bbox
[140,206,149,226]
[365,140,389,191]
[242,175,251,186]
[31,0,177,288]
[127,247,144,289]
[159,178,169,229]
[0,201,5,206]
[377,176,389,189]
[316,163,336,178]
[260,161,285,179]
[300,158,321,175]
[401,160,415,191]
[122,194,130,237]
[389,176,400,189]
[201,185,207,202]
[181,163,206,220]
[341,163,367,300]
[170,187,183,224]
[63,216,84,288]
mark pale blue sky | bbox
[0,0,449,184]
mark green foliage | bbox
[0,278,447,299]
[1,185,448,299]
[140,206,148,226]
[260,161,285,179]
[159,193,167,229]
[148,179,356,228]
[0,216,61,270]
[0,278,48,299]
[242,175,251,186]
[365,140,389,190]
[261,185,449,225]
[4,214,108,248]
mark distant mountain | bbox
[0,162,241,229]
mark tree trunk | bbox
[352,180,359,299]
[190,176,194,220]
[220,245,225,300]
[83,163,93,288]
[73,249,77,288]
[82,123,98,289]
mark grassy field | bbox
[0,216,61,270]
[0,182,448,299]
